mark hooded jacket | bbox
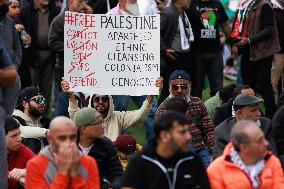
[13,109,49,154]
[208,143,284,189]
[68,95,152,141]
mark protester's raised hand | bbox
[155,77,164,90]
[8,168,26,181]
[54,143,72,175]
[69,143,81,177]
[61,78,70,93]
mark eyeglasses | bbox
[29,97,46,104]
[171,84,189,91]
[93,96,109,103]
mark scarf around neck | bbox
[230,147,265,189]
[231,0,260,38]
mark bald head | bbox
[48,116,77,153]
[230,120,269,163]
[49,116,76,134]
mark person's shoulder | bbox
[19,144,35,158]
[190,96,203,103]
[259,117,272,124]
[207,155,226,172]
[81,154,97,164]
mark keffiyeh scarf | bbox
[230,147,265,189]
[231,0,260,38]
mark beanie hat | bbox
[169,70,190,82]
[74,107,103,128]
[114,134,136,154]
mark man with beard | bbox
[213,94,277,158]
[12,86,50,154]
[74,107,123,189]
[155,70,214,167]
[121,111,210,189]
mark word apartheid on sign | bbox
[64,11,160,95]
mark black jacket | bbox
[213,98,233,126]
[121,139,211,189]
[17,0,60,67]
[78,137,123,189]
[272,106,284,155]
[160,4,180,55]
[48,12,64,69]
[213,117,277,157]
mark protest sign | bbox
[64,11,160,95]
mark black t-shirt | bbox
[187,0,228,52]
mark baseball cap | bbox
[74,107,103,128]
[169,70,190,82]
[16,87,42,109]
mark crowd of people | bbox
[1,0,284,188]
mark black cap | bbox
[233,94,263,110]
[16,87,41,110]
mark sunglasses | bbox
[29,97,47,104]
[171,84,189,91]
[93,96,109,103]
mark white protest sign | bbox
[64,12,160,95]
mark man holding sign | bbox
[64,77,162,141]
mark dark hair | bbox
[219,84,237,103]
[154,111,187,139]
[164,97,188,114]
[232,84,251,99]
[4,116,20,134]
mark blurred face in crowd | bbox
[120,0,140,15]
[23,95,46,118]
[241,88,255,96]
[182,0,191,9]
[235,105,261,122]
[6,1,20,19]
[92,95,109,115]
[68,0,87,12]
[48,118,77,154]
[169,79,191,100]
[6,128,21,153]
[240,125,269,164]
[163,121,192,154]
[80,121,105,140]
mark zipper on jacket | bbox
[142,155,194,189]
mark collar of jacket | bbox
[224,143,272,165]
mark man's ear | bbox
[160,130,170,142]
[22,100,29,109]
[239,143,247,152]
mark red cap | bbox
[114,134,136,155]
